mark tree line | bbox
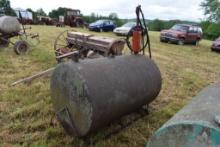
[0,0,15,16]
[0,0,219,40]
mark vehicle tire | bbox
[14,41,29,55]
[177,39,184,45]
[99,28,103,32]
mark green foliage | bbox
[82,13,99,23]
[0,0,16,16]
[200,21,220,40]
[109,13,118,20]
[48,7,68,19]
[201,0,220,23]
[148,19,165,31]
[200,0,220,40]
[205,23,220,39]
[109,12,124,26]
[81,12,125,26]
[36,8,47,16]
[200,20,211,31]
[148,19,196,31]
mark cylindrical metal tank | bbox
[51,55,162,137]
[147,83,220,147]
[0,16,21,34]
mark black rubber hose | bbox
[126,5,152,58]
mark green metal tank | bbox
[147,83,220,147]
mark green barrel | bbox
[147,83,220,147]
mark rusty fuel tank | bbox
[147,83,220,147]
[50,55,162,137]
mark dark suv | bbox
[160,24,202,45]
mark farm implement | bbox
[54,30,125,62]
[0,12,39,55]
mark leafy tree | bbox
[49,7,68,19]
[36,8,47,16]
[202,22,220,40]
[0,0,16,16]
[148,19,165,31]
[204,23,220,39]
[200,0,220,39]
[90,13,98,22]
[109,13,124,26]
[109,13,118,20]
[200,20,211,31]
[163,20,181,29]
[201,0,220,23]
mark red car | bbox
[160,24,203,45]
[211,37,220,52]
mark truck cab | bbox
[64,9,84,27]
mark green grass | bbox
[1,25,220,147]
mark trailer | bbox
[0,15,39,54]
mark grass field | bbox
[0,25,220,147]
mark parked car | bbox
[113,22,136,36]
[160,24,203,45]
[89,20,116,32]
[211,37,220,52]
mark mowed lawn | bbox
[0,25,220,147]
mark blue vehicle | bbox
[89,20,116,32]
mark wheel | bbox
[54,30,77,62]
[99,28,103,32]
[75,18,84,28]
[177,39,184,45]
[14,41,29,55]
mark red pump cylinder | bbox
[132,26,142,54]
